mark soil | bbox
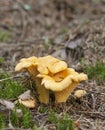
[0,0,105,130]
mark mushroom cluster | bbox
[15,55,88,104]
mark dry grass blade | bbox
[0,75,22,82]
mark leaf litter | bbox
[0,0,105,129]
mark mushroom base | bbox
[54,82,78,103]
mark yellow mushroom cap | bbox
[15,56,38,72]
[15,61,32,72]
[74,90,87,98]
[20,56,38,63]
[37,68,88,92]
[47,60,67,74]
[37,64,49,75]
[15,55,67,74]
[37,55,67,74]
[37,74,72,91]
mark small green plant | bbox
[10,104,34,128]
[0,31,12,42]
[48,110,58,124]
[42,36,54,47]
[0,57,4,64]
[21,107,33,128]
[84,62,105,84]
[48,110,75,130]
[57,113,74,130]
[38,106,48,113]
[61,26,69,33]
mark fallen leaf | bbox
[0,99,15,110]
[19,90,32,100]
[18,90,36,108]
[18,98,36,108]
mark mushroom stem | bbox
[35,78,49,104]
[54,82,78,103]
[27,66,38,77]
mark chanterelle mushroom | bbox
[15,56,49,104]
[15,55,68,104]
[15,55,88,103]
[37,68,88,103]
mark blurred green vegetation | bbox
[0,31,12,42]
[48,110,75,130]
[84,62,105,84]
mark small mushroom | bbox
[37,68,88,103]
[74,90,87,99]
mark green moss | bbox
[0,114,7,129]
[84,62,105,84]
[0,71,26,99]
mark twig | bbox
[18,7,27,40]
[8,110,14,129]
[78,111,105,119]
[2,128,27,130]
[0,76,22,82]
[78,111,105,114]
[6,38,44,44]
[91,93,96,111]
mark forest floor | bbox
[0,0,105,130]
